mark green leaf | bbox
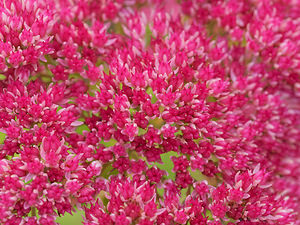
[56,210,84,225]
[100,163,118,179]
[100,139,117,147]
[154,151,179,181]
[145,24,152,47]
[0,74,6,80]
[206,96,217,102]
[76,125,90,135]
[146,87,158,104]
[0,132,6,144]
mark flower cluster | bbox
[0,0,299,224]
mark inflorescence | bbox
[0,0,299,224]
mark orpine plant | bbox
[0,0,299,224]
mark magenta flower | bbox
[0,0,299,224]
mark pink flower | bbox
[0,0,299,224]
[211,201,227,218]
[174,210,188,224]
[40,135,63,168]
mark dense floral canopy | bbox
[0,0,299,224]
